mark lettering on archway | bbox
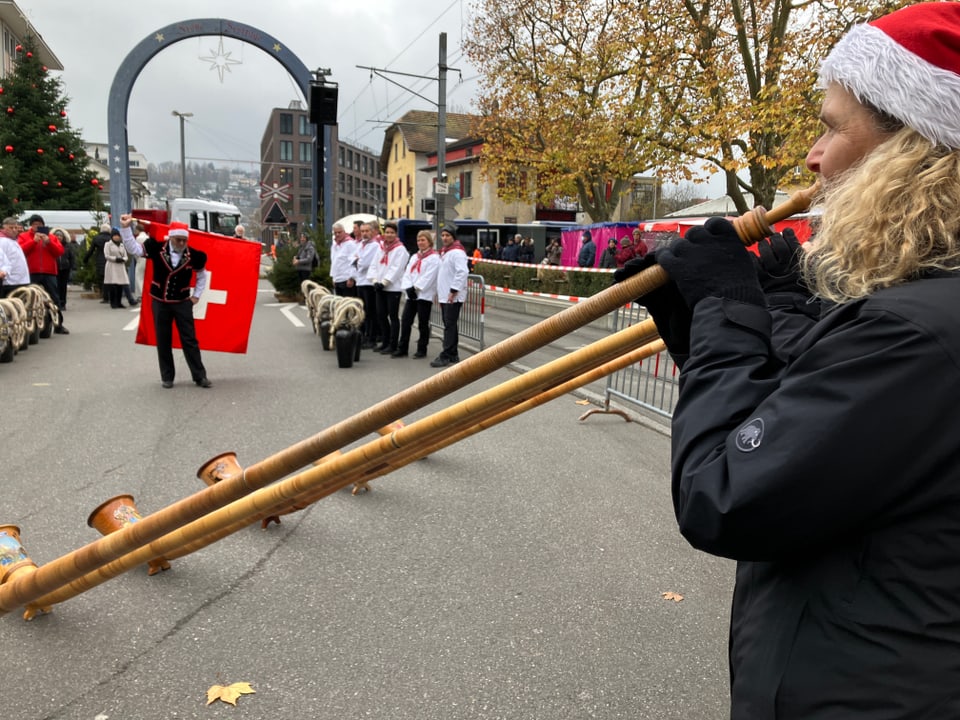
[107,19,330,227]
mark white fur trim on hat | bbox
[167,227,189,238]
[820,22,960,149]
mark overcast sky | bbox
[22,0,479,171]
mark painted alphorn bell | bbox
[0,184,817,620]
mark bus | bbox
[395,219,573,261]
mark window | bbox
[279,141,293,161]
[362,157,368,175]
[461,171,473,198]
[339,199,346,217]
[347,175,353,195]
[299,195,312,215]
[299,142,312,163]
[338,173,345,193]
[300,167,312,188]
[394,143,398,163]
[279,113,293,134]
[279,167,293,185]
[339,147,345,167]
[298,115,310,135]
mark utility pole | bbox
[435,32,448,242]
[172,110,193,197]
[357,34,459,246]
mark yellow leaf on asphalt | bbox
[206,681,256,706]
[661,591,684,602]
[575,399,591,405]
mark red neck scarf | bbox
[440,240,465,256]
[379,238,402,263]
[411,248,436,273]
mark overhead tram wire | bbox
[335,0,466,144]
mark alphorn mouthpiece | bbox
[732,181,821,246]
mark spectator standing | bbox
[599,238,618,269]
[577,230,596,267]
[367,221,407,354]
[103,228,130,309]
[394,230,439,358]
[0,216,30,297]
[501,236,520,263]
[545,238,563,266]
[328,223,359,295]
[292,231,317,284]
[52,228,75,310]
[19,214,68,334]
[118,215,211,389]
[84,223,112,303]
[518,237,535,264]
[431,224,468,368]
[356,221,382,348]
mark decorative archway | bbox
[107,19,330,228]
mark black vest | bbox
[144,238,207,303]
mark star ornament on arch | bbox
[199,37,242,83]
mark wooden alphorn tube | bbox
[24,321,661,614]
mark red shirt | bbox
[18,229,64,275]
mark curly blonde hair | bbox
[802,129,960,303]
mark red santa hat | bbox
[166,221,189,239]
[820,2,960,149]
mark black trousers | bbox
[153,298,206,383]
[374,289,401,350]
[334,282,357,297]
[398,298,432,354]
[31,273,63,325]
[357,285,377,343]
[440,302,462,359]
[57,269,70,309]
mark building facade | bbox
[259,101,386,242]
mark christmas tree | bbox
[0,35,99,217]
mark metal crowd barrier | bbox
[431,273,485,350]
[597,303,679,419]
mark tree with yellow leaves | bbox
[467,0,910,218]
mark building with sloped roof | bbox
[379,109,475,220]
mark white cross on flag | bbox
[135,222,261,354]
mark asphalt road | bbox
[1,282,733,720]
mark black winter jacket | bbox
[672,273,960,718]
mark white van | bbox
[169,198,241,236]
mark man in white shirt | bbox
[329,223,359,296]
[0,217,31,297]
[431,223,469,367]
[355,221,382,348]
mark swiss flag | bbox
[135,221,261,354]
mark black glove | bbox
[754,228,809,296]
[406,287,418,300]
[656,217,765,309]
[373,282,384,291]
[613,254,692,357]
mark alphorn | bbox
[23,319,662,615]
[1,184,817,619]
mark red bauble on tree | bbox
[91,178,99,186]
[14,44,21,52]
[47,124,56,132]
[36,148,43,154]
[57,182,62,187]
[5,145,13,153]
[59,110,66,117]
[25,52,32,59]
[6,107,12,115]
[68,153,74,160]
[41,180,48,186]
[58,146,64,153]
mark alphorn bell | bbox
[0,183,818,620]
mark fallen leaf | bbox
[575,399,591,405]
[661,591,684,602]
[206,681,256,706]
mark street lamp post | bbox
[171,110,193,197]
